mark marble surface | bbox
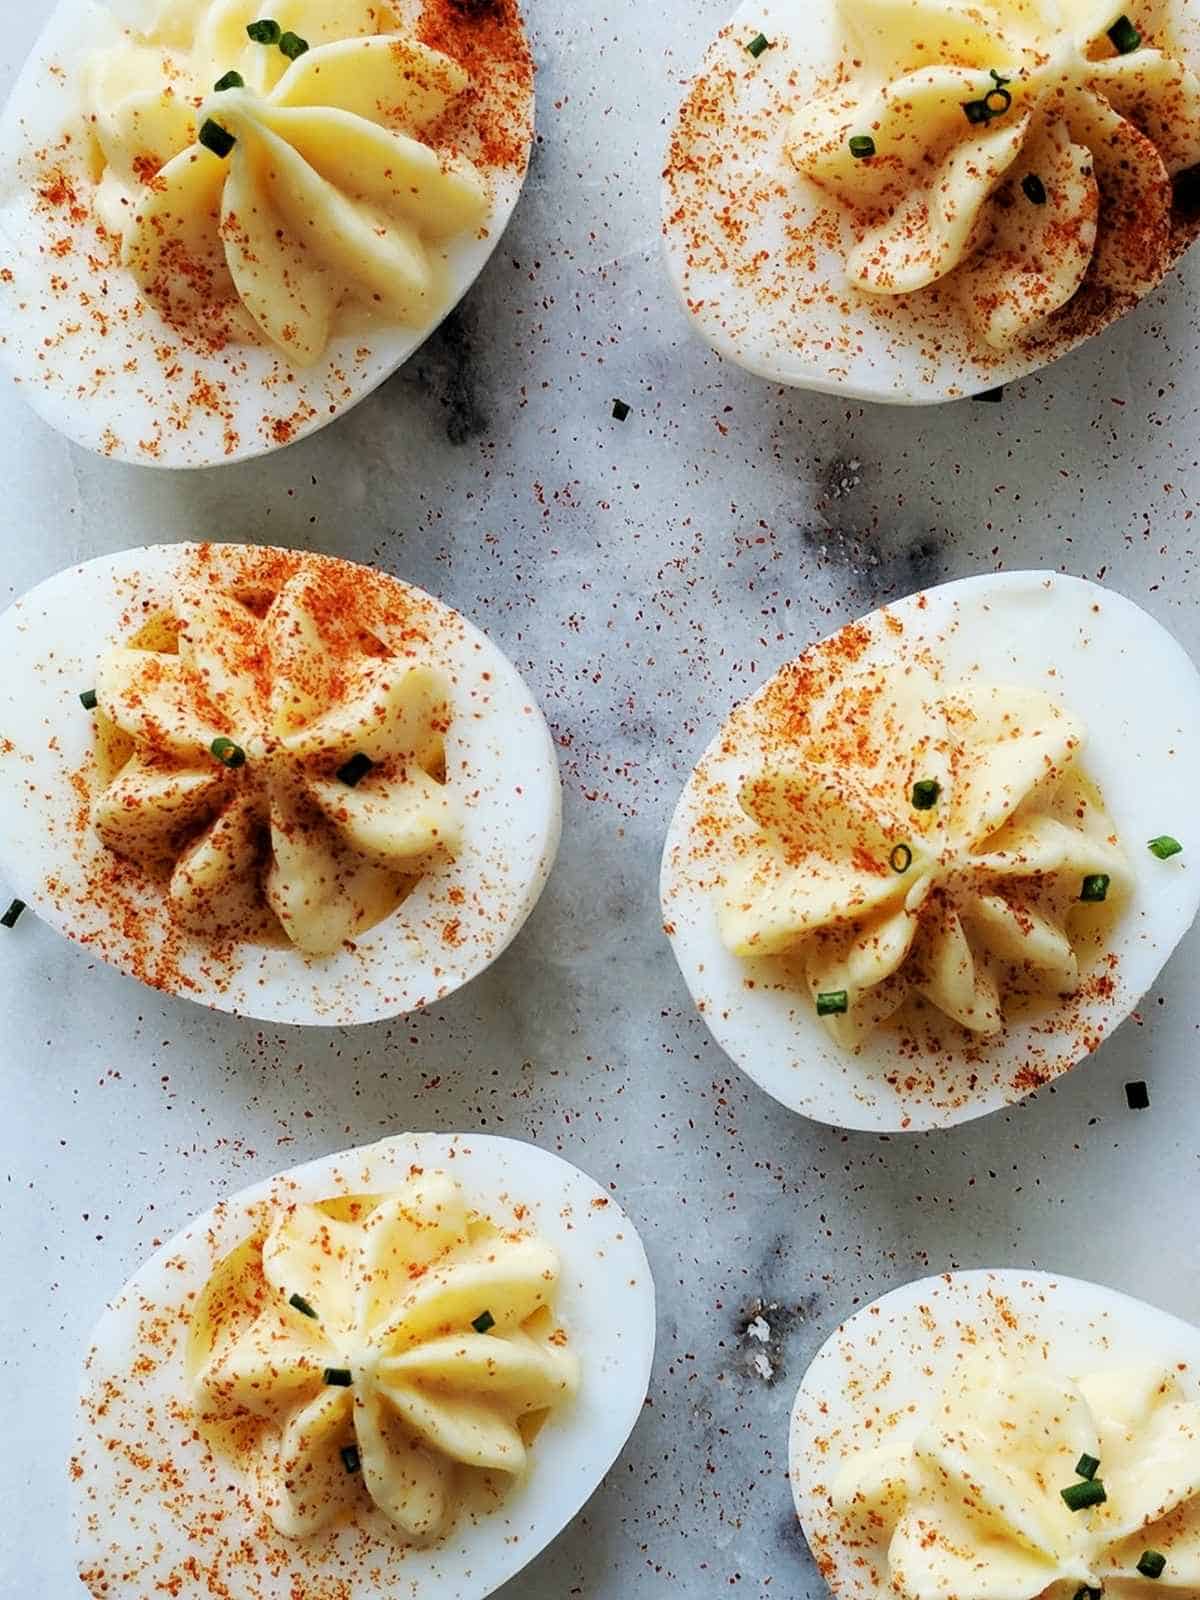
[3,0,1200,1595]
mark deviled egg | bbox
[0,0,534,464]
[0,542,560,1024]
[790,1269,1200,1600]
[660,571,1200,1131]
[662,0,1200,402]
[71,1131,657,1600]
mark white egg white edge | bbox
[0,541,562,1025]
[70,1131,657,1600]
[788,1267,1200,1600]
[661,0,1200,404]
[0,0,533,468]
[660,570,1200,1133]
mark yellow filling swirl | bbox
[188,1171,580,1542]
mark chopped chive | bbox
[1126,1080,1150,1111]
[198,119,236,159]
[246,17,281,42]
[612,398,631,421]
[1076,1453,1100,1481]
[912,778,941,810]
[746,32,771,57]
[973,386,1005,403]
[340,1444,361,1474]
[1137,1552,1167,1580]
[336,752,373,787]
[849,135,876,160]
[1080,873,1111,903]
[278,29,309,58]
[1107,15,1142,53]
[816,990,849,1017]
[1022,173,1047,205]
[211,736,246,769]
[213,69,244,90]
[890,843,913,874]
[472,1310,496,1334]
[1,899,26,929]
[323,1367,353,1386]
[288,1292,318,1319]
[79,687,98,710]
[963,69,1012,125]
[1148,835,1183,860]
[1061,1478,1107,1512]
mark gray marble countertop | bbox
[3,1,1200,1595]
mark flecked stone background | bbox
[3,2,1200,1595]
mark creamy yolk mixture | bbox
[188,1170,579,1541]
[720,670,1126,1048]
[90,560,461,957]
[833,1353,1200,1597]
[787,0,1200,349]
[85,0,489,363]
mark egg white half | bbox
[0,542,561,1024]
[661,1,1200,403]
[660,571,1200,1132]
[789,1268,1200,1600]
[70,1131,656,1600]
[0,0,533,467]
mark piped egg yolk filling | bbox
[84,0,489,363]
[719,668,1127,1048]
[787,0,1200,349]
[89,563,462,957]
[832,1353,1200,1597]
[187,1171,579,1542]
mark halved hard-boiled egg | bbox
[661,571,1200,1131]
[71,1131,657,1600]
[0,0,533,465]
[0,541,560,1024]
[662,0,1200,402]
[790,1269,1200,1600]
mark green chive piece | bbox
[816,990,849,1017]
[912,779,941,810]
[246,17,281,42]
[890,843,913,874]
[323,1367,353,1387]
[1148,835,1183,860]
[278,29,309,58]
[1080,873,1111,903]
[472,1310,496,1334]
[79,687,98,710]
[288,1292,318,1319]
[746,32,771,57]
[849,135,876,160]
[1126,1080,1151,1111]
[336,752,373,787]
[1108,14,1142,53]
[1022,173,1047,205]
[963,69,1012,125]
[340,1444,361,1474]
[211,736,246,769]
[213,69,244,90]
[1,899,26,929]
[1076,1453,1100,1481]
[1061,1478,1107,1512]
[198,118,236,159]
[612,398,631,421]
[1138,1552,1167,1580]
